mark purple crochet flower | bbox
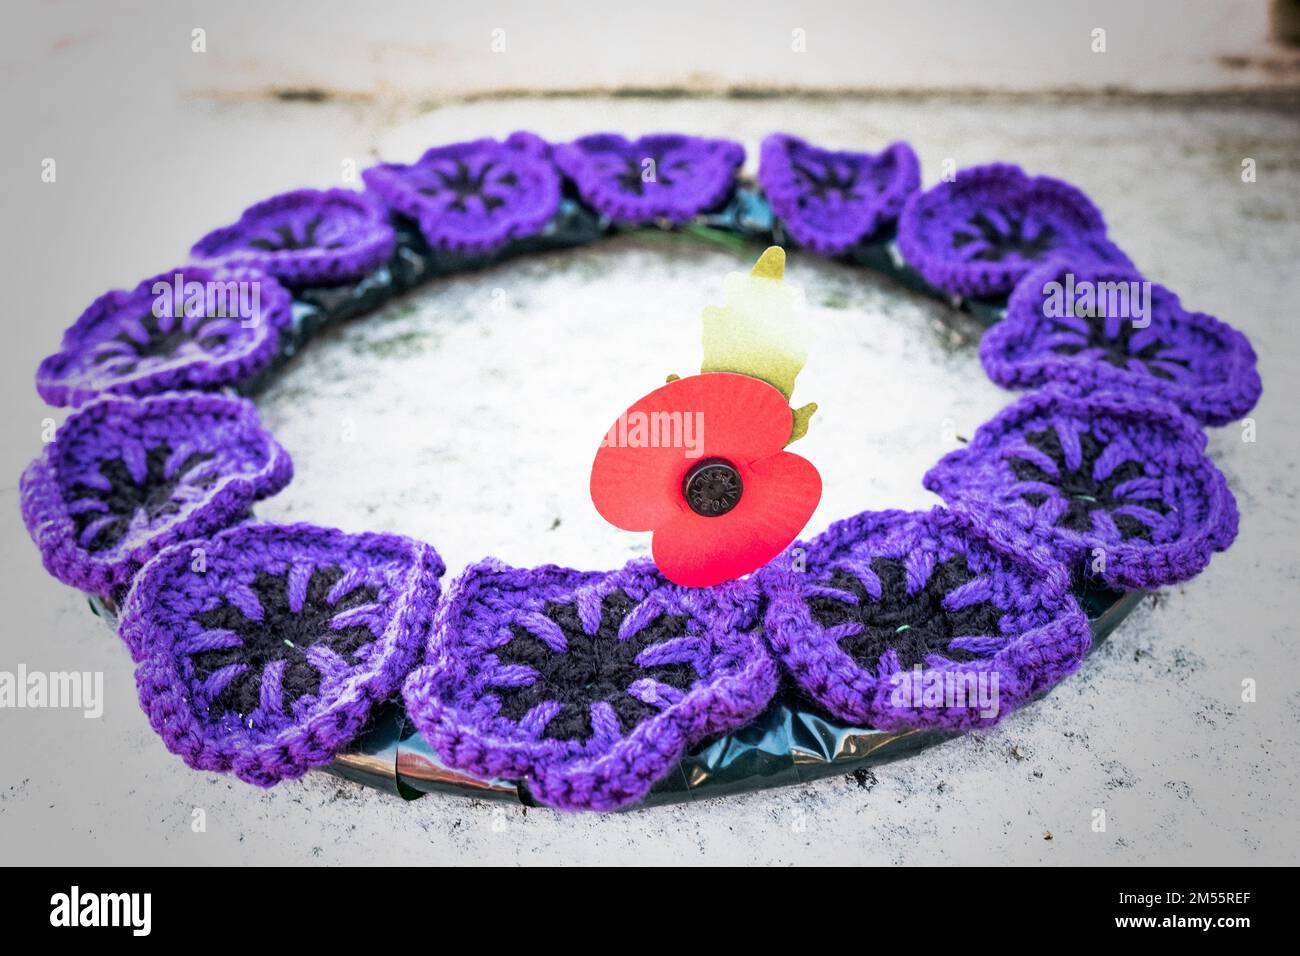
[190,189,396,285]
[897,164,1132,298]
[20,393,292,597]
[758,507,1089,731]
[924,389,1238,590]
[554,133,744,225]
[402,557,777,811]
[36,266,292,407]
[981,261,1262,427]
[758,135,920,253]
[124,522,445,786]
[361,131,560,254]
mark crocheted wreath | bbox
[191,188,396,285]
[18,129,1260,810]
[403,558,776,811]
[980,261,1262,426]
[896,163,1132,298]
[923,389,1238,591]
[36,266,292,407]
[123,523,444,786]
[759,508,1089,730]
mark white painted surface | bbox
[6,0,1299,96]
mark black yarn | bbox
[68,444,213,552]
[93,310,231,374]
[1049,313,1189,381]
[492,590,697,743]
[807,556,1002,671]
[246,214,343,252]
[1009,428,1168,541]
[789,154,860,202]
[613,153,690,197]
[189,565,379,720]
[951,211,1055,263]
[417,160,509,213]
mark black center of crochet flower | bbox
[614,154,690,196]
[791,157,861,203]
[246,214,343,252]
[808,557,1002,671]
[418,160,515,213]
[1008,428,1169,541]
[97,310,232,373]
[1049,315,1190,381]
[492,590,697,743]
[188,566,380,720]
[67,444,213,552]
[683,458,743,517]
[952,211,1056,262]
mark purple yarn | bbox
[191,188,396,286]
[896,163,1132,298]
[20,392,292,597]
[757,507,1090,731]
[981,261,1262,427]
[361,131,560,254]
[758,135,920,253]
[924,389,1239,590]
[553,133,744,225]
[36,266,292,407]
[402,557,777,811]
[124,522,445,786]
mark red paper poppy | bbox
[590,372,821,587]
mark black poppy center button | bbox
[683,458,743,517]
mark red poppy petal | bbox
[589,436,685,531]
[590,373,794,531]
[687,372,794,459]
[651,450,821,587]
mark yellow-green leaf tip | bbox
[787,402,817,445]
[751,246,785,280]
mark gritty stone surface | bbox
[2,92,1298,864]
